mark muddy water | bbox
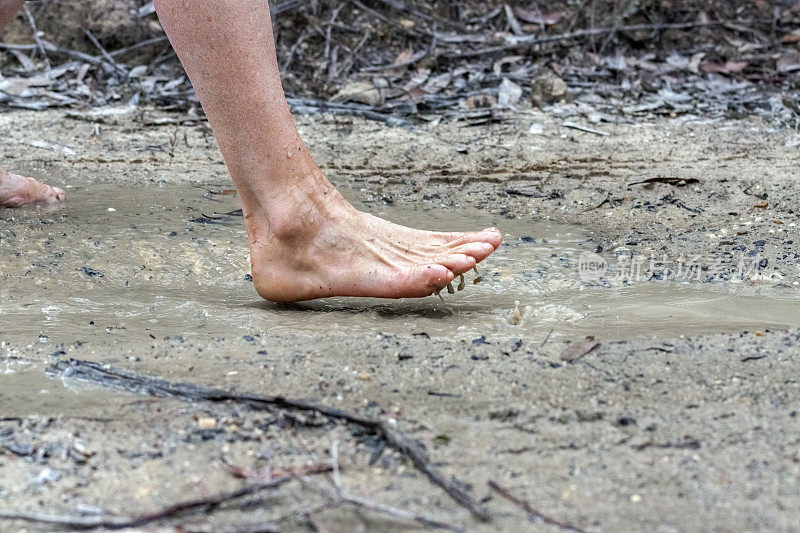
[0,360,139,418]
[1,184,799,348]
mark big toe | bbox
[45,186,66,203]
[419,264,454,290]
[388,264,453,298]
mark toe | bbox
[48,186,66,203]
[419,264,454,288]
[481,227,503,249]
[443,228,503,250]
[385,264,453,298]
[450,241,495,263]
[436,253,477,274]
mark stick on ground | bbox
[22,5,51,70]
[488,481,588,533]
[0,476,292,530]
[47,359,490,522]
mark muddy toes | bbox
[46,186,67,203]
[436,253,477,274]
[0,171,66,207]
[450,241,495,263]
[443,228,503,251]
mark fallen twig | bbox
[488,481,588,533]
[108,35,170,58]
[306,478,461,532]
[22,5,50,70]
[286,96,411,126]
[0,476,291,530]
[223,457,336,482]
[562,121,609,136]
[48,359,490,522]
[0,40,107,69]
[448,19,741,58]
[540,328,553,348]
[83,28,126,76]
[361,22,438,73]
[301,441,462,532]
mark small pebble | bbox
[197,418,217,430]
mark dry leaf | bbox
[392,48,414,65]
[700,61,748,74]
[514,7,563,25]
[497,78,522,107]
[493,55,525,77]
[530,72,568,107]
[777,52,800,73]
[780,29,800,43]
[459,94,496,109]
[421,72,453,94]
[331,79,387,106]
[561,336,600,363]
[688,52,706,73]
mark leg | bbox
[153,0,501,302]
[0,0,66,207]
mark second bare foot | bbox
[0,168,66,208]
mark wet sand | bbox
[1,109,800,531]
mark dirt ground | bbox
[1,107,800,531]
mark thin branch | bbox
[331,439,341,487]
[83,28,126,76]
[0,41,106,68]
[351,0,424,37]
[305,472,461,532]
[488,481,589,533]
[562,121,609,136]
[108,36,170,58]
[0,477,291,530]
[280,30,307,74]
[447,18,739,58]
[21,5,50,70]
[286,96,411,126]
[48,360,490,522]
[361,22,437,73]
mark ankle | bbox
[245,170,352,245]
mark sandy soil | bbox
[1,108,799,531]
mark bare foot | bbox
[247,172,502,302]
[0,168,65,207]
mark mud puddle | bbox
[1,183,798,347]
[0,361,142,418]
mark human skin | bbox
[0,0,66,207]
[2,0,501,301]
